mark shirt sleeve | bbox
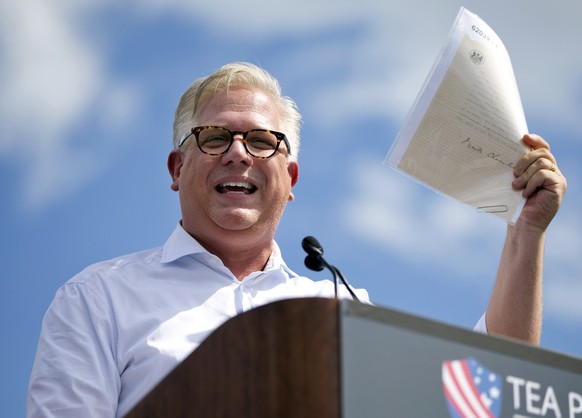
[473,311,488,334]
[27,282,120,418]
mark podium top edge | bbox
[340,299,582,374]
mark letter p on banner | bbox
[570,392,582,418]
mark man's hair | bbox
[173,62,302,161]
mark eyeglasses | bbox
[178,126,291,159]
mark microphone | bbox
[301,236,360,302]
[301,235,324,258]
[304,254,324,272]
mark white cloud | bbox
[546,278,582,324]
[148,0,579,141]
[342,156,505,278]
[541,212,582,324]
[306,0,582,135]
[0,0,140,211]
[0,0,99,146]
[342,155,582,325]
[134,0,365,34]
[1,0,580,213]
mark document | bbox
[385,7,528,223]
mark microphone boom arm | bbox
[302,236,360,302]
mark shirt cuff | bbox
[473,312,488,334]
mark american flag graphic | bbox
[442,357,502,418]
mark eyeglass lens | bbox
[198,127,281,158]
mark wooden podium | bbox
[126,298,582,418]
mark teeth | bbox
[216,181,257,194]
[220,181,253,189]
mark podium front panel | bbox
[340,301,582,418]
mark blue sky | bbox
[2,1,581,416]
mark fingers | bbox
[519,167,558,198]
[512,134,561,193]
[511,134,567,230]
[522,133,550,151]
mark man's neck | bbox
[185,226,274,281]
[219,246,272,281]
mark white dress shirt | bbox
[27,224,370,417]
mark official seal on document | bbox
[469,49,485,65]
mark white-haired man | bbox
[27,62,567,417]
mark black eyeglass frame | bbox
[178,126,292,159]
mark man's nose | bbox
[221,134,252,164]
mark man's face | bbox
[168,88,299,249]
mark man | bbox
[27,62,567,417]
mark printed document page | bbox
[385,7,528,223]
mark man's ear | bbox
[168,150,183,192]
[287,161,299,202]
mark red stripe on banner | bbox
[443,380,472,418]
[458,360,494,418]
[443,360,479,418]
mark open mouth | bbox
[215,181,257,195]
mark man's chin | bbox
[213,209,261,232]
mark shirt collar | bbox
[160,223,210,264]
[264,239,284,271]
[160,223,289,274]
